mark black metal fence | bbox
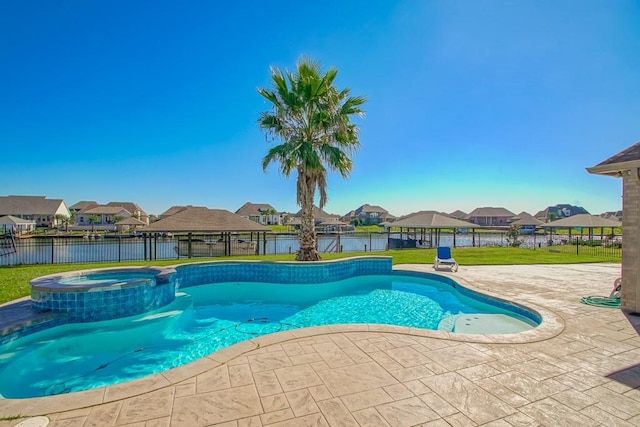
[547,237,622,261]
[0,231,622,266]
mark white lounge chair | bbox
[434,246,458,272]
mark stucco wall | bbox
[622,176,639,313]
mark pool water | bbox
[0,274,536,398]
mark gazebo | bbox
[141,207,271,259]
[510,211,543,230]
[316,218,352,233]
[388,211,480,248]
[115,217,146,233]
[539,213,622,257]
[540,213,622,240]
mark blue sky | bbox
[1,1,638,217]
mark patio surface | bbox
[2,263,640,426]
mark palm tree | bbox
[258,57,366,261]
[88,215,99,233]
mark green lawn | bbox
[0,247,619,305]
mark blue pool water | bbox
[0,273,537,399]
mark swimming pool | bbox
[0,257,540,399]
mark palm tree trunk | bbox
[297,173,321,261]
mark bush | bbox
[505,224,523,247]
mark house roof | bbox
[510,211,544,226]
[106,202,147,217]
[587,141,640,176]
[467,207,515,218]
[82,206,131,215]
[535,204,590,220]
[69,201,97,211]
[0,195,67,216]
[141,207,271,232]
[116,217,146,226]
[235,202,277,216]
[341,210,356,218]
[540,214,622,228]
[390,211,479,229]
[159,205,205,217]
[449,210,468,219]
[354,204,388,215]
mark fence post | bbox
[188,233,192,258]
[576,238,579,255]
[118,235,121,263]
[263,232,267,255]
[51,238,54,264]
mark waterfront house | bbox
[340,204,395,225]
[466,207,515,227]
[448,210,468,219]
[534,204,590,222]
[68,201,97,214]
[235,202,282,225]
[0,195,70,228]
[75,201,149,230]
[295,205,340,226]
[600,210,623,221]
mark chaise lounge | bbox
[434,246,458,272]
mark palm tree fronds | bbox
[257,56,366,261]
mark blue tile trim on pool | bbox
[29,267,178,323]
[3,257,543,346]
[175,257,394,288]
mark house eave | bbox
[587,159,640,177]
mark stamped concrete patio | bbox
[2,263,640,426]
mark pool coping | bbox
[0,263,564,416]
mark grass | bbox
[354,225,385,233]
[0,247,619,306]
[266,225,295,233]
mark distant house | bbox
[0,215,36,234]
[105,202,149,225]
[340,204,395,225]
[159,205,206,220]
[448,210,468,220]
[235,202,282,225]
[0,195,70,228]
[74,201,149,230]
[534,204,590,222]
[467,207,515,227]
[68,201,97,214]
[600,210,623,221]
[295,205,340,225]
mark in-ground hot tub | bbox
[30,266,178,322]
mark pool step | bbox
[453,314,533,334]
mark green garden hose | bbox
[580,296,621,308]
